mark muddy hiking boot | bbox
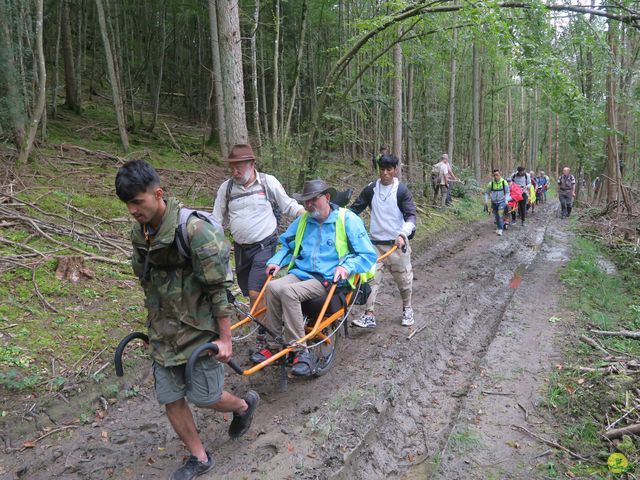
[170,452,214,480]
[401,307,415,326]
[291,349,318,377]
[352,312,376,329]
[229,390,260,439]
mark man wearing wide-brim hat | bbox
[250,179,377,376]
[212,144,303,309]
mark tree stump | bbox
[55,256,95,283]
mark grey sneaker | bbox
[352,312,376,328]
[497,229,503,236]
[401,307,415,326]
[170,452,214,480]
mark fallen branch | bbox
[407,323,429,340]
[57,143,126,164]
[32,263,59,313]
[512,425,591,462]
[606,406,638,431]
[31,424,79,445]
[517,402,529,422]
[590,329,640,339]
[579,334,610,355]
[163,122,184,154]
[604,422,640,440]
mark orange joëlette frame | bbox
[231,245,398,376]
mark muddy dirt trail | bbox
[1,203,572,480]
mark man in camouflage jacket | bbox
[116,160,259,480]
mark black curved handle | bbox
[185,343,243,389]
[114,331,149,377]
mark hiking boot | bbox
[229,390,260,438]
[291,349,317,377]
[497,229,503,236]
[250,347,276,364]
[352,312,376,329]
[401,307,415,326]
[170,452,214,480]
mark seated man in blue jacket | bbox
[251,179,378,376]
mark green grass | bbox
[546,235,640,476]
[447,427,481,453]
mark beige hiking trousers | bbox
[263,274,326,344]
[365,243,413,312]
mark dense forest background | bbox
[1,0,639,209]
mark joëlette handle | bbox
[185,343,243,389]
[114,331,149,377]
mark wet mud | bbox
[0,203,573,480]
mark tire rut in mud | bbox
[329,208,553,480]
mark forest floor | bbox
[1,184,590,479]
[2,110,639,479]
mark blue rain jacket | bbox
[269,205,377,281]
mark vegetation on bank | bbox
[546,235,640,477]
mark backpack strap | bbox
[223,179,233,225]
[176,208,196,259]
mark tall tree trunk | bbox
[95,0,129,152]
[393,29,403,179]
[406,63,414,182]
[471,43,481,182]
[446,28,457,161]
[17,0,45,164]
[75,1,86,110]
[605,19,621,207]
[208,0,227,154]
[250,0,261,148]
[505,73,513,173]
[61,0,79,112]
[259,34,269,138]
[547,114,556,178]
[216,0,248,147]
[51,0,62,119]
[546,111,552,175]
[284,0,308,141]
[271,0,281,143]
[148,4,166,133]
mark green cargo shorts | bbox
[153,356,224,407]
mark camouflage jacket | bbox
[130,197,233,367]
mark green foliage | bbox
[447,428,481,453]
[546,235,640,476]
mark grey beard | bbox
[308,209,322,219]
[233,171,252,185]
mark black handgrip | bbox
[114,331,149,377]
[185,343,243,389]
